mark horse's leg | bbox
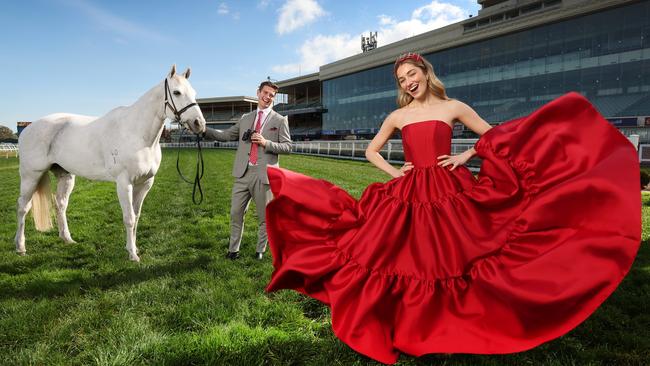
[52,168,76,243]
[116,178,139,262]
[15,171,43,255]
[132,178,154,248]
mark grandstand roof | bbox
[197,96,257,104]
[277,0,637,82]
[277,73,319,89]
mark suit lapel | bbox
[261,111,277,133]
[246,112,257,131]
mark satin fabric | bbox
[265,92,641,364]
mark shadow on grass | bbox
[633,239,650,267]
[0,253,214,300]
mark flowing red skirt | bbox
[265,93,641,364]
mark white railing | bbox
[638,144,650,164]
[290,139,479,164]
[627,134,639,151]
[162,134,644,167]
[0,143,18,158]
[161,139,480,166]
[162,141,239,149]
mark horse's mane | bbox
[102,81,163,123]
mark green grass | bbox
[1,150,649,365]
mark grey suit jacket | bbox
[203,109,292,184]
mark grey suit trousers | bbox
[229,164,273,253]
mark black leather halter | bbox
[164,78,198,123]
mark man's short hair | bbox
[258,80,279,92]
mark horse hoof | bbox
[129,254,140,262]
[16,251,26,256]
[60,234,76,244]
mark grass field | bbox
[1,150,649,365]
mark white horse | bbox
[15,65,205,261]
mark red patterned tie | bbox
[249,110,264,164]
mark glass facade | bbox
[322,63,395,134]
[322,1,650,134]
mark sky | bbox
[0,0,480,131]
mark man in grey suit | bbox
[203,81,292,260]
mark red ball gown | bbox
[264,92,641,364]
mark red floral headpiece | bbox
[394,52,424,74]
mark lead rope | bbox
[175,125,205,205]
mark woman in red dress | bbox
[264,52,641,364]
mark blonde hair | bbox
[394,53,448,107]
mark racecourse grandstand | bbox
[273,0,650,142]
[170,96,259,142]
[197,96,258,128]
[273,73,325,140]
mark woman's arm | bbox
[365,113,413,178]
[455,100,492,136]
[437,101,492,170]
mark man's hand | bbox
[251,132,267,147]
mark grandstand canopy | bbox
[197,96,257,128]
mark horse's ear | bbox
[168,64,176,78]
[183,67,191,79]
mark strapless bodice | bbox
[401,120,452,167]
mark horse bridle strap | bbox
[165,78,204,205]
[176,129,205,205]
[164,78,198,122]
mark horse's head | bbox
[164,65,206,134]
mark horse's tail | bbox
[31,173,53,232]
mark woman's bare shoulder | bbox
[384,109,406,126]
[445,98,467,109]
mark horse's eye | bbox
[173,91,181,96]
